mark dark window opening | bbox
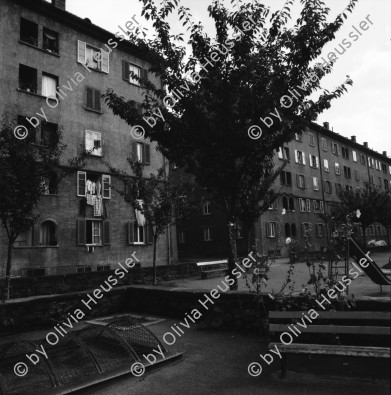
[43,27,59,53]
[86,87,102,112]
[97,265,111,272]
[285,223,291,237]
[289,198,294,210]
[20,18,38,46]
[18,115,37,142]
[41,122,58,147]
[19,64,37,93]
[291,224,297,237]
[283,197,288,210]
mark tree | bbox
[0,123,66,300]
[330,186,391,247]
[102,157,194,285]
[104,0,358,288]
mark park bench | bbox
[268,310,391,378]
[197,259,228,279]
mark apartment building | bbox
[0,0,177,275]
[177,123,391,259]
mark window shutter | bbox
[296,174,300,187]
[302,153,306,165]
[103,221,110,245]
[102,175,111,199]
[85,130,94,152]
[86,87,93,108]
[122,60,130,81]
[132,141,138,160]
[141,68,148,82]
[77,171,86,196]
[277,147,283,159]
[144,144,150,164]
[128,221,134,244]
[316,156,319,168]
[77,219,86,245]
[294,150,298,163]
[100,49,109,73]
[94,89,101,111]
[309,154,313,167]
[77,40,86,64]
[146,224,153,244]
[304,176,307,188]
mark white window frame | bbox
[128,63,141,85]
[85,130,102,156]
[266,222,277,238]
[306,199,311,212]
[313,177,319,191]
[77,40,109,73]
[352,150,357,162]
[299,198,306,212]
[335,163,340,175]
[295,150,305,165]
[332,142,339,155]
[324,159,329,172]
[133,223,145,244]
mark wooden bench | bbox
[197,260,228,279]
[268,310,391,378]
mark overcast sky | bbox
[67,0,391,155]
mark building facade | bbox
[0,0,177,276]
[177,123,391,259]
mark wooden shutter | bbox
[304,176,307,188]
[103,221,110,245]
[94,89,101,111]
[316,156,320,168]
[132,141,138,160]
[77,171,86,196]
[77,219,86,245]
[141,68,148,82]
[277,147,283,159]
[100,49,109,73]
[102,175,111,199]
[146,224,153,244]
[122,60,130,81]
[86,87,93,108]
[294,150,298,163]
[302,152,306,165]
[85,130,94,151]
[128,221,134,244]
[77,40,86,64]
[144,144,150,164]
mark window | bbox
[85,131,102,156]
[297,174,306,189]
[97,266,111,272]
[285,223,291,237]
[283,147,290,161]
[316,224,325,238]
[122,60,148,85]
[291,224,297,237]
[302,223,311,237]
[132,142,150,164]
[313,177,319,191]
[354,169,359,181]
[43,28,59,53]
[237,223,245,239]
[324,180,332,194]
[375,160,381,171]
[283,197,288,210]
[352,150,357,162]
[266,222,277,238]
[368,158,374,168]
[384,179,389,190]
[14,228,33,247]
[335,163,340,175]
[378,177,382,187]
[77,219,110,246]
[360,154,366,165]
[202,227,213,241]
[331,142,339,155]
[269,200,277,210]
[17,115,37,141]
[77,40,109,73]
[19,64,37,93]
[42,73,58,98]
[85,87,102,112]
[309,155,319,168]
[319,201,324,214]
[128,222,152,244]
[202,200,212,215]
[346,185,353,192]
[389,165,391,175]
[295,133,302,141]
[344,166,351,178]
[321,138,327,151]
[178,230,186,243]
[309,133,315,146]
[381,163,387,173]
[41,172,58,195]
[295,150,305,165]
[20,18,38,46]
[41,122,58,147]
[313,200,319,213]
[341,147,349,159]
[77,172,111,199]
[306,199,311,212]
[299,198,306,212]
[289,198,295,211]
[40,220,57,246]
[280,171,292,186]
[323,159,329,172]
[335,183,342,193]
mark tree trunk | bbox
[227,222,239,290]
[153,236,157,286]
[5,241,12,300]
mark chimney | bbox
[363,142,368,148]
[323,122,329,130]
[52,0,66,10]
[351,136,356,142]
[383,151,387,157]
